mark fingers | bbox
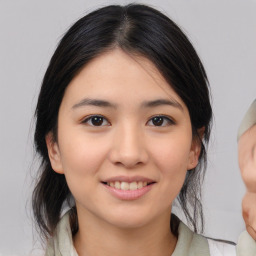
[238,101,256,242]
[238,125,256,193]
[242,192,256,241]
[246,226,256,241]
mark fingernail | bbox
[237,99,256,141]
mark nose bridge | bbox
[109,121,148,167]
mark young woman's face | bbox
[47,49,200,229]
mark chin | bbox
[102,209,156,230]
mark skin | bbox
[238,124,256,240]
[46,48,201,256]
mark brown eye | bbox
[147,115,174,127]
[91,116,104,126]
[82,115,110,126]
[152,116,164,126]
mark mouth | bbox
[101,181,156,191]
[101,176,156,200]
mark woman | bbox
[32,4,256,255]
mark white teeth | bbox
[106,181,150,190]
[129,181,138,190]
[138,181,143,189]
[120,181,129,190]
[115,181,121,189]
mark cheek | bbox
[58,134,111,206]
[57,131,110,188]
[150,136,192,173]
[149,136,191,196]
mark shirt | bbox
[45,210,256,256]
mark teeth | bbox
[120,181,129,190]
[115,181,121,189]
[106,181,150,190]
[129,181,137,190]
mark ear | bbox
[45,132,64,174]
[187,127,205,170]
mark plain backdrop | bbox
[0,0,256,255]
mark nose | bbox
[108,124,149,168]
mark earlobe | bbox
[187,127,204,170]
[45,133,64,174]
[187,146,200,170]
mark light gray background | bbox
[0,0,256,255]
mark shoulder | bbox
[45,211,78,256]
[172,222,211,255]
[174,221,237,256]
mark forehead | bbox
[62,48,186,109]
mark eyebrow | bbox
[72,98,117,109]
[72,98,183,111]
[141,99,183,111]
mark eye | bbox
[82,115,110,126]
[147,115,175,127]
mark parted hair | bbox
[32,3,212,240]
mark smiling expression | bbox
[46,48,201,229]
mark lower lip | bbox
[102,183,155,200]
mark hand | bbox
[238,124,256,240]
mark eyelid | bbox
[81,114,111,126]
[146,115,176,127]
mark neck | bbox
[73,208,177,256]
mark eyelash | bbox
[81,115,175,127]
[81,115,110,126]
[147,115,175,127]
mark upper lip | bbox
[102,176,156,183]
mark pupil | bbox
[153,117,163,126]
[92,116,103,126]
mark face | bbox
[46,49,201,229]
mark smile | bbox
[106,181,153,191]
[101,177,156,200]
